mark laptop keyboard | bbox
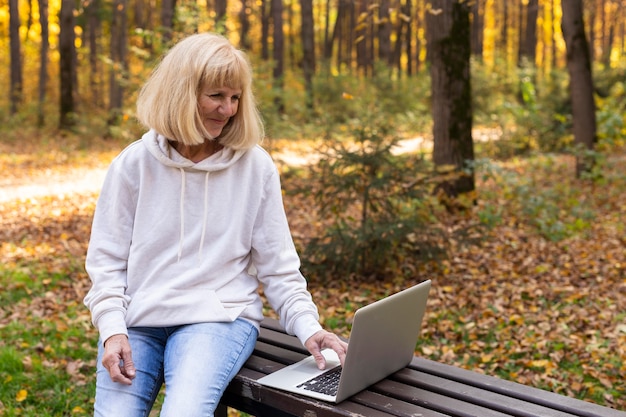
[297,367,342,396]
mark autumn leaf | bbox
[16,389,28,402]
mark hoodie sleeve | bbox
[83,158,136,343]
[251,167,323,345]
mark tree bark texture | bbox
[271,0,284,112]
[59,0,76,128]
[108,0,128,126]
[427,0,475,198]
[37,0,49,126]
[160,0,176,42]
[300,0,315,109]
[519,0,538,65]
[561,0,597,177]
[9,0,22,114]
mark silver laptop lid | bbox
[335,279,431,402]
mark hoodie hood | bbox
[143,129,246,172]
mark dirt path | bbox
[0,137,430,204]
[0,168,109,203]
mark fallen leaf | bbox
[16,389,28,402]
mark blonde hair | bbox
[136,33,264,149]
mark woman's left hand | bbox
[304,330,348,370]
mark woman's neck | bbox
[170,140,223,163]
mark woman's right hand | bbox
[102,334,136,385]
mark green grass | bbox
[0,266,97,416]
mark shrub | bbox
[298,106,446,281]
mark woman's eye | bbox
[206,92,240,101]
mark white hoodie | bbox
[84,130,322,345]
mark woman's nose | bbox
[219,99,236,116]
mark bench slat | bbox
[408,358,624,417]
[389,371,579,417]
[369,378,514,417]
[350,390,453,417]
[258,326,308,354]
[253,340,307,365]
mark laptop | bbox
[256,279,431,403]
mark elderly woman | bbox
[84,33,347,417]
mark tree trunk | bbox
[215,0,227,33]
[37,0,49,126]
[323,0,331,61]
[161,0,176,43]
[426,0,475,200]
[108,0,128,129]
[59,0,76,128]
[470,0,483,57]
[326,0,347,65]
[287,0,296,70]
[9,0,22,114]
[261,0,270,60]
[86,0,103,107]
[378,0,391,65]
[239,0,251,50]
[271,0,284,112]
[300,0,315,109]
[355,0,368,74]
[400,0,413,75]
[499,0,508,59]
[518,0,538,65]
[561,0,597,177]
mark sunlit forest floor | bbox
[0,134,624,415]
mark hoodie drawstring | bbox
[178,168,186,262]
[177,168,210,263]
[198,172,210,260]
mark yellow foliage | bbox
[16,389,28,402]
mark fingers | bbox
[107,360,134,385]
[330,338,348,367]
[102,334,136,385]
[305,330,349,370]
[120,347,137,380]
[310,347,327,370]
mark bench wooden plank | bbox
[257,326,309,354]
[349,390,452,417]
[388,370,578,417]
[253,340,308,364]
[408,358,624,417]
[367,379,515,417]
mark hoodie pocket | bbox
[125,288,246,327]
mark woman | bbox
[84,33,347,417]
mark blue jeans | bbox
[93,319,258,417]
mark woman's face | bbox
[198,86,241,138]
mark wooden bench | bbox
[217,318,625,417]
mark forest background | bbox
[1,0,625,415]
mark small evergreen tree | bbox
[301,110,446,281]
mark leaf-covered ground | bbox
[0,137,624,414]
